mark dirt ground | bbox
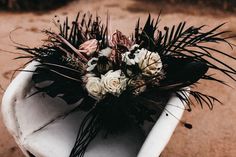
[0,0,236,157]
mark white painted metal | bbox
[1,62,189,157]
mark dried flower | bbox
[129,79,146,95]
[109,30,132,49]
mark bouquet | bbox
[16,13,236,157]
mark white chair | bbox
[1,62,189,157]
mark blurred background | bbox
[0,0,236,157]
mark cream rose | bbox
[82,73,96,83]
[101,70,127,96]
[86,77,105,100]
[137,48,162,77]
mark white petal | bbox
[99,47,112,57]
[87,64,96,71]
[130,44,140,51]
[130,60,135,65]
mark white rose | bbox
[86,77,105,100]
[82,73,96,83]
[101,70,127,96]
[137,48,162,77]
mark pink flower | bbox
[109,30,132,49]
[79,39,98,56]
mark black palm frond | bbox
[17,13,109,104]
[134,16,236,111]
[201,74,230,86]
[135,14,160,50]
[135,15,236,84]
[176,88,222,111]
[60,12,108,49]
[31,66,85,104]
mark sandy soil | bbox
[0,0,236,157]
